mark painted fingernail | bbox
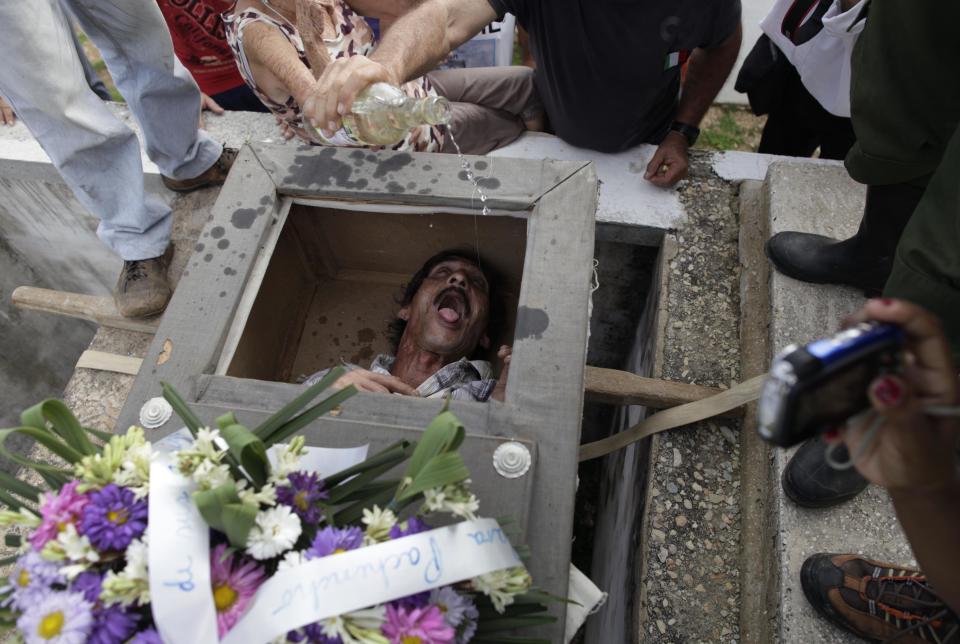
[823,428,839,440]
[880,298,894,306]
[873,376,903,406]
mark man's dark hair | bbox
[386,248,504,356]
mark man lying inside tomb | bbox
[224,0,543,154]
[303,249,510,401]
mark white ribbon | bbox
[221,518,522,644]
[148,453,219,644]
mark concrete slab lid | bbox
[489,132,685,231]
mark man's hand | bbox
[275,114,297,140]
[644,131,689,188]
[827,299,959,494]
[0,97,16,126]
[199,92,225,128]
[332,368,419,396]
[304,56,396,137]
[491,345,512,402]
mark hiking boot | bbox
[161,147,238,192]
[765,183,925,296]
[782,438,868,507]
[801,553,960,643]
[114,248,172,318]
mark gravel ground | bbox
[638,150,744,643]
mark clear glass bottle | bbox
[312,83,451,147]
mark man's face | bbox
[398,258,491,358]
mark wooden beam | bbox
[11,286,160,334]
[584,366,742,416]
[76,350,142,376]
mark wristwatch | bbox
[670,121,700,147]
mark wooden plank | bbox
[76,350,142,375]
[11,286,159,334]
[578,374,765,462]
[583,366,742,416]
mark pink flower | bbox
[210,543,266,637]
[382,604,455,644]
[30,481,90,550]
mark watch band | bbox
[670,121,700,147]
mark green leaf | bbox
[0,489,33,512]
[0,427,84,470]
[266,386,358,447]
[474,615,558,632]
[332,482,400,525]
[253,367,345,440]
[401,411,466,484]
[161,382,204,435]
[222,503,258,549]
[219,422,269,488]
[395,452,470,501]
[323,441,412,488]
[0,469,42,504]
[193,483,242,533]
[332,479,399,505]
[326,457,406,505]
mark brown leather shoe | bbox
[801,553,959,643]
[161,147,238,192]
[114,247,173,318]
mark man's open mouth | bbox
[434,287,470,324]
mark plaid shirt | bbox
[304,354,497,402]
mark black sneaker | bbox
[781,438,868,507]
[161,147,238,193]
[801,553,960,643]
[114,248,172,318]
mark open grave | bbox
[0,106,909,642]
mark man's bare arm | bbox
[369,0,496,82]
[675,24,742,128]
[645,24,742,187]
[241,21,318,105]
[303,0,495,134]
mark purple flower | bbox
[89,605,139,644]
[4,551,64,610]
[79,484,147,552]
[130,628,164,644]
[389,517,429,540]
[16,590,93,643]
[277,471,328,524]
[31,480,89,550]
[210,543,266,637]
[288,623,342,643]
[307,526,363,559]
[382,604,455,644]
[70,570,102,605]
[429,587,478,642]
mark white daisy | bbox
[246,505,302,560]
[277,550,308,571]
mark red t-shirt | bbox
[157,0,244,96]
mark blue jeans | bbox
[0,0,222,261]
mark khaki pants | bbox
[426,66,542,155]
